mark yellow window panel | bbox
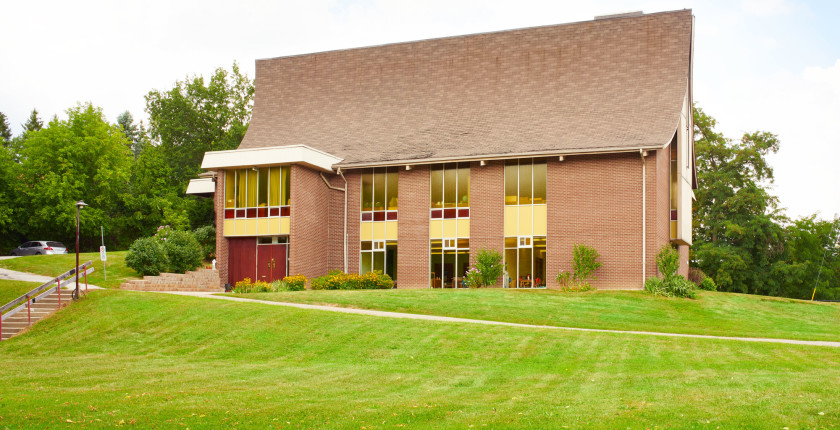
[234,219,248,236]
[268,218,280,234]
[280,217,291,235]
[372,222,387,240]
[504,206,518,237]
[257,219,270,235]
[443,220,457,238]
[532,205,547,236]
[361,222,373,241]
[386,221,399,240]
[518,206,533,237]
[670,221,677,239]
[223,219,236,237]
[456,219,470,238]
[429,220,443,239]
[245,219,258,236]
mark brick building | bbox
[188,10,697,290]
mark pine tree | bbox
[0,112,12,145]
[23,109,43,132]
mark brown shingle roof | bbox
[239,9,693,167]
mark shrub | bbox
[311,270,393,290]
[283,275,307,291]
[311,270,340,290]
[698,277,717,291]
[688,267,706,285]
[554,244,602,291]
[125,237,169,276]
[645,245,697,298]
[474,249,504,287]
[233,278,302,293]
[163,230,204,273]
[463,267,481,288]
[572,244,602,283]
[193,225,216,260]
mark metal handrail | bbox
[0,261,93,315]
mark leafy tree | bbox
[691,106,787,295]
[145,63,254,190]
[18,103,133,248]
[23,108,44,132]
[0,112,12,144]
[773,216,840,300]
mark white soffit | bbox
[186,178,215,195]
[201,145,343,172]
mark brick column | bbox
[469,161,505,287]
[396,166,430,288]
[214,170,229,288]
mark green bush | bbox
[554,244,602,291]
[283,275,307,291]
[311,270,393,290]
[474,249,504,287]
[163,230,204,273]
[232,278,303,293]
[125,237,169,276]
[193,225,216,260]
[699,277,717,291]
[645,245,697,299]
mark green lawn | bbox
[0,251,139,289]
[0,279,42,306]
[0,290,837,428]
[231,288,840,342]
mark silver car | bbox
[9,241,68,256]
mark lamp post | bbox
[75,200,88,300]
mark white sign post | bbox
[100,226,107,281]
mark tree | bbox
[691,107,786,295]
[23,108,43,132]
[773,217,840,300]
[145,63,254,190]
[0,112,12,144]
[18,103,133,248]
[116,111,147,162]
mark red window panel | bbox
[458,208,470,218]
[361,212,373,221]
[430,209,442,219]
[235,209,246,218]
[280,206,290,217]
[671,210,678,221]
[269,207,280,217]
[386,211,398,221]
[443,208,457,219]
[246,208,257,218]
[257,208,268,218]
[373,211,386,221]
[225,209,235,219]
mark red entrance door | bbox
[228,237,256,285]
[257,244,287,283]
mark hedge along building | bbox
[189,9,697,289]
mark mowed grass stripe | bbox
[235,288,840,342]
[0,279,42,306]
[0,290,838,429]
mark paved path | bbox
[162,292,840,348]
[0,261,103,290]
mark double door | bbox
[257,244,287,283]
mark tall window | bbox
[670,138,678,239]
[224,166,291,219]
[504,159,547,288]
[430,163,469,219]
[361,168,398,220]
[430,238,470,288]
[360,168,398,280]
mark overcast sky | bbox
[1,0,838,220]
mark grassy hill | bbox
[233,288,840,342]
[0,279,41,305]
[0,251,139,289]
[1,289,838,428]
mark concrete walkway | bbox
[0,260,103,290]
[162,291,840,348]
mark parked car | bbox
[9,241,68,256]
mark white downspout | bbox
[640,149,646,287]
[320,170,349,273]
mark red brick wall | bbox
[327,173,347,272]
[678,244,690,277]
[654,147,671,276]
[547,153,646,290]
[469,161,505,287]
[396,166,431,288]
[214,170,229,288]
[289,165,335,282]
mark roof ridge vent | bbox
[595,11,644,20]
